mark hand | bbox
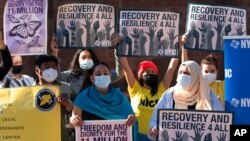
[50,35,58,53]
[111,32,121,47]
[0,30,5,50]
[149,127,158,138]
[125,114,136,126]
[69,115,84,127]
[56,96,69,107]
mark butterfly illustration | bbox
[16,40,25,45]
[28,36,39,47]
[19,14,29,20]
[9,21,42,38]
[7,14,20,23]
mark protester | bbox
[69,62,138,141]
[201,54,224,105]
[50,36,124,101]
[1,55,34,88]
[119,56,179,141]
[0,30,12,81]
[33,54,74,141]
[148,60,224,140]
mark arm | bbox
[69,105,84,127]
[0,30,12,81]
[111,49,124,83]
[181,35,188,63]
[50,35,59,58]
[119,57,135,88]
[162,58,179,89]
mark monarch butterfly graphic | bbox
[19,14,29,20]
[28,36,39,47]
[7,14,20,23]
[9,21,42,38]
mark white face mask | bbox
[176,74,192,90]
[94,75,111,89]
[79,59,94,70]
[42,68,58,82]
[203,73,217,84]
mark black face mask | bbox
[142,74,158,87]
[12,65,22,74]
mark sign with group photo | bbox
[185,3,246,51]
[75,120,132,141]
[3,0,48,55]
[56,3,115,48]
[157,109,233,141]
[0,86,61,141]
[118,10,180,57]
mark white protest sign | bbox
[157,109,233,141]
[56,3,115,48]
[75,120,132,141]
[185,3,246,51]
[118,10,180,57]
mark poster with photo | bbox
[185,3,247,51]
[118,10,180,57]
[3,0,48,55]
[56,3,115,48]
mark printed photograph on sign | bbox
[56,3,115,48]
[75,120,132,141]
[157,109,233,141]
[185,3,247,51]
[118,10,180,57]
[3,0,48,55]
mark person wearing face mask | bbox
[69,62,138,141]
[181,35,225,106]
[1,55,34,88]
[33,54,74,141]
[201,54,224,105]
[119,56,179,141]
[50,36,124,101]
[148,60,223,140]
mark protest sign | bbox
[56,3,115,48]
[0,85,61,141]
[75,120,132,141]
[157,109,233,141]
[3,0,48,55]
[224,36,250,124]
[118,10,180,57]
[185,3,246,51]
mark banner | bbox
[56,3,115,48]
[185,3,246,51]
[157,109,233,141]
[224,36,250,124]
[118,10,180,57]
[3,0,48,55]
[75,120,132,141]
[0,86,61,141]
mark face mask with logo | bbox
[42,68,58,82]
[176,74,192,90]
[94,75,111,89]
[142,74,158,87]
[79,59,94,70]
[203,72,217,84]
[12,65,22,74]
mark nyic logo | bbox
[230,97,250,108]
[230,40,240,49]
[35,88,56,111]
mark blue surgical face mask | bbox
[79,59,94,70]
[176,74,192,90]
[94,75,111,89]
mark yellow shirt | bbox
[209,80,224,106]
[128,81,166,134]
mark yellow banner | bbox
[0,85,61,141]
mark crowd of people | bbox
[0,29,225,141]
